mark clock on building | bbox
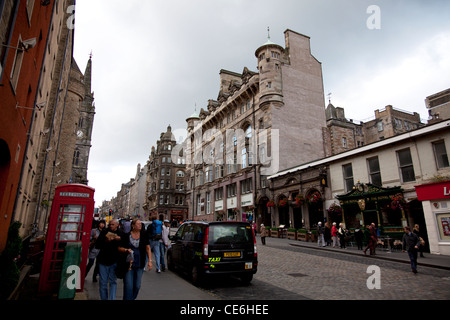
[77,130,84,138]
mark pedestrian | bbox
[413,224,425,258]
[331,222,338,248]
[95,219,123,300]
[354,225,364,250]
[363,223,377,256]
[161,219,171,271]
[260,224,268,245]
[324,222,331,246]
[317,222,326,247]
[402,226,420,274]
[338,223,347,249]
[147,217,164,273]
[118,219,152,300]
[122,217,131,234]
[86,219,105,282]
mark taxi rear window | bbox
[210,225,252,245]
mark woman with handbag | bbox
[118,219,152,300]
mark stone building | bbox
[1,0,92,244]
[426,87,450,124]
[184,29,327,225]
[144,125,189,222]
[324,103,424,156]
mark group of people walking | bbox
[86,217,172,300]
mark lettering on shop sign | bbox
[445,187,450,196]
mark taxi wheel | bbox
[240,273,253,284]
[191,265,203,286]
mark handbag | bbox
[115,252,131,279]
[419,237,425,246]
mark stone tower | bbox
[71,56,95,184]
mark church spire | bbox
[84,52,93,96]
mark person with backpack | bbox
[147,217,164,273]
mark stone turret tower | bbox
[255,30,285,108]
[71,56,96,184]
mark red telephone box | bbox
[38,184,95,295]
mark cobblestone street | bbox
[252,237,450,300]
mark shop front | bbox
[336,183,406,239]
[415,180,450,256]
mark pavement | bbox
[281,236,450,271]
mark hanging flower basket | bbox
[306,191,322,204]
[278,199,288,207]
[246,205,255,211]
[390,193,406,210]
[267,200,276,208]
[293,194,305,207]
[328,203,342,215]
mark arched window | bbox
[73,148,80,166]
[176,170,185,177]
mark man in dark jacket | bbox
[402,226,420,274]
[95,219,123,299]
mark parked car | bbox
[167,221,257,285]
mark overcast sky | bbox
[72,0,450,206]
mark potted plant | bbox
[310,229,317,242]
[297,228,308,241]
[287,228,298,240]
[271,227,279,238]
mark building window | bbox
[160,180,164,190]
[196,194,201,215]
[433,140,450,169]
[215,187,223,201]
[205,166,213,183]
[342,163,354,192]
[159,195,164,205]
[206,192,211,214]
[10,37,25,92]
[241,178,253,194]
[176,170,184,177]
[215,165,224,179]
[73,148,80,166]
[377,121,383,132]
[367,157,382,186]
[176,181,184,191]
[241,148,247,169]
[227,183,237,197]
[260,176,267,188]
[342,137,347,149]
[397,148,415,183]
